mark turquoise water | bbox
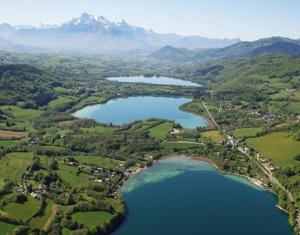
[73,96,207,129]
[107,76,201,87]
[113,157,292,235]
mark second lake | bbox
[73,96,207,129]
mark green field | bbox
[29,199,54,229]
[233,127,263,138]
[162,141,203,150]
[0,140,21,148]
[0,106,42,120]
[72,211,113,228]
[74,155,122,169]
[4,197,39,221]
[0,106,42,131]
[0,221,18,235]
[202,130,225,142]
[149,122,173,139]
[47,96,74,109]
[83,125,116,134]
[0,152,33,183]
[72,96,106,110]
[286,102,300,114]
[56,163,89,186]
[246,132,300,166]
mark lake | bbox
[113,157,292,235]
[73,96,207,129]
[107,76,201,87]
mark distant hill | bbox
[0,13,240,53]
[247,42,300,57]
[185,53,300,93]
[150,46,196,62]
[150,37,300,63]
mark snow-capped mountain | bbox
[0,13,240,53]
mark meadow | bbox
[74,155,123,169]
[162,141,203,150]
[0,221,18,235]
[148,122,173,140]
[0,152,33,183]
[4,197,39,221]
[233,127,263,138]
[29,199,54,229]
[55,163,89,186]
[71,211,113,229]
[246,132,300,167]
[202,130,225,142]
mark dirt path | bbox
[43,204,58,231]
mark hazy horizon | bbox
[1,0,299,41]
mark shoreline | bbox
[110,154,290,234]
[114,154,269,196]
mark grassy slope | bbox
[4,197,39,221]
[0,152,32,183]
[0,221,18,235]
[246,132,300,167]
[233,127,263,138]
[56,163,89,186]
[74,155,122,169]
[72,211,113,229]
[202,130,225,142]
[29,199,54,229]
[149,122,173,140]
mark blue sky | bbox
[0,0,299,40]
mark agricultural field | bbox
[0,152,33,183]
[286,102,300,114]
[233,127,263,138]
[0,106,42,121]
[162,141,203,150]
[246,132,300,167]
[47,96,74,109]
[4,197,40,221]
[74,155,123,169]
[0,221,18,235]
[71,211,113,229]
[148,122,173,140]
[29,199,54,229]
[202,130,225,142]
[0,139,21,148]
[55,163,89,186]
[82,125,116,134]
[0,106,42,131]
[0,130,28,139]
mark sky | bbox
[0,0,299,41]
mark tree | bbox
[15,194,27,204]
[50,158,58,170]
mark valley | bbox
[0,11,299,235]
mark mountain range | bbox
[0,13,240,53]
[150,37,300,63]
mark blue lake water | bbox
[113,157,292,235]
[107,76,201,87]
[73,96,207,129]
